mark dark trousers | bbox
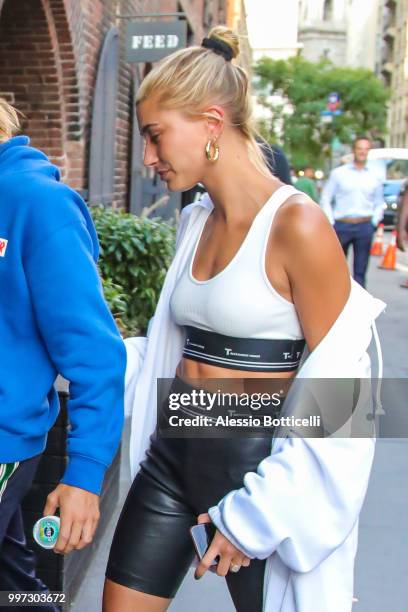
[334,220,375,287]
[0,455,59,612]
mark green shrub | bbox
[100,277,129,325]
[91,207,176,336]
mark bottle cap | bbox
[33,515,60,549]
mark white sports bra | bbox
[170,185,304,343]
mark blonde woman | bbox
[0,99,125,605]
[104,28,385,612]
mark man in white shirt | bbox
[320,136,384,287]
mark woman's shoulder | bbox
[273,191,330,244]
[271,191,349,291]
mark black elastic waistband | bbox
[182,326,305,372]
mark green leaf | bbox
[92,207,176,334]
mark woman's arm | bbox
[276,196,351,351]
[204,200,376,571]
[397,184,408,252]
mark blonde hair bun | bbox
[208,26,240,60]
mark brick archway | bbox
[0,0,82,187]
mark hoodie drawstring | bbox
[371,321,385,417]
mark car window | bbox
[386,160,408,179]
[383,182,402,197]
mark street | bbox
[70,236,408,612]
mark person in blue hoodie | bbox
[0,99,126,606]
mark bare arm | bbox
[397,187,408,252]
[278,197,351,351]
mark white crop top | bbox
[170,185,304,341]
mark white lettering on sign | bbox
[167,35,179,48]
[132,35,143,49]
[132,34,180,51]
[144,35,154,49]
[155,35,165,49]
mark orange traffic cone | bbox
[379,230,397,270]
[370,223,384,256]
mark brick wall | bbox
[0,1,67,170]
[0,0,226,208]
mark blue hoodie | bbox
[0,136,126,495]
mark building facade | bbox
[244,0,301,136]
[377,0,407,147]
[298,0,379,70]
[0,0,226,210]
[298,0,347,65]
[345,0,379,70]
[226,0,251,73]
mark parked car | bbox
[382,179,403,227]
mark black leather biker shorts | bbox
[106,376,275,611]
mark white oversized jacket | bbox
[124,194,386,612]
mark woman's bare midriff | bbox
[176,357,297,394]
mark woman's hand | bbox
[397,229,407,252]
[194,513,251,579]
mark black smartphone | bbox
[190,522,218,566]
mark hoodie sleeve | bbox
[24,202,126,495]
[209,436,374,572]
[208,290,384,572]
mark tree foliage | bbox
[254,55,390,168]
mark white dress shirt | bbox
[320,162,384,226]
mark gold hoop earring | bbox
[205,139,219,162]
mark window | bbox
[323,0,333,21]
